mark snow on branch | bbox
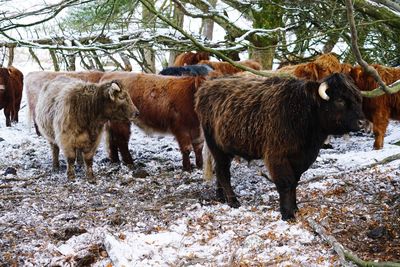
[173,0,246,37]
[0,0,94,32]
[139,0,288,77]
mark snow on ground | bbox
[1,86,400,266]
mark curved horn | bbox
[110,81,121,91]
[318,82,329,101]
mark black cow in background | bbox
[159,64,214,76]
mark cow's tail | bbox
[203,142,214,182]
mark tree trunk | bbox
[142,0,156,73]
[91,51,104,71]
[200,0,216,40]
[249,41,276,70]
[168,3,184,66]
[49,50,60,71]
[119,52,132,71]
[247,2,283,70]
[7,46,15,67]
[323,34,339,54]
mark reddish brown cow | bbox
[277,53,342,81]
[350,64,400,149]
[25,71,104,134]
[0,66,23,127]
[8,67,24,123]
[174,51,210,66]
[340,63,353,75]
[100,72,205,171]
[198,59,262,75]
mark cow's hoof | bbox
[281,212,295,221]
[52,165,60,172]
[67,174,76,181]
[182,167,192,173]
[322,143,333,149]
[87,177,97,184]
[228,198,241,208]
[216,189,225,203]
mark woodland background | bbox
[0,0,399,72]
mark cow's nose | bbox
[358,119,367,129]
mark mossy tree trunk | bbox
[142,0,156,73]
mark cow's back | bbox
[26,71,104,124]
[196,76,310,159]
[35,77,81,142]
[101,72,200,132]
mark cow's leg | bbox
[64,148,76,181]
[190,127,204,169]
[107,128,120,163]
[205,143,237,207]
[213,151,238,207]
[173,130,193,172]
[267,157,298,220]
[11,105,18,122]
[372,115,389,150]
[216,180,225,203]
[203,130,236,206]
[75,149,84,166]
[107,122,133,165]
[83,152,96,184]
[4,108,11,127]
[51,143,60,171]
[34,121,41,136]
[117,125,133,165]
[14,100,21,122]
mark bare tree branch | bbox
[28,48,44,70]
[139,0,291,76]
[345,0,400,99]
[173,0,244,37]
[308,218,400,267]
[369,0,400,13]
[0,0,94,32]
[345,0,390,94]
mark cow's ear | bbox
[108,82,121,101]
[304,63,319,81]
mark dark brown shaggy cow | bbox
[35,76,138,183]
[100,72,205,171]
[25,71,104,134]
[199,59,262,75]
[0,66,24,126]
[350,64,400,149]
[174,51,210,66]
[195,73,365,220]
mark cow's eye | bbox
[335,99,345,108]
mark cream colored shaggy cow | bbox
[35,76,138,183]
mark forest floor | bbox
[0,101,399,266]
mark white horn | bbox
[111,82,121,91]
[318,82,329,101]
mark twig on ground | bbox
[307,218,400,267]
[301,152,400,186]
